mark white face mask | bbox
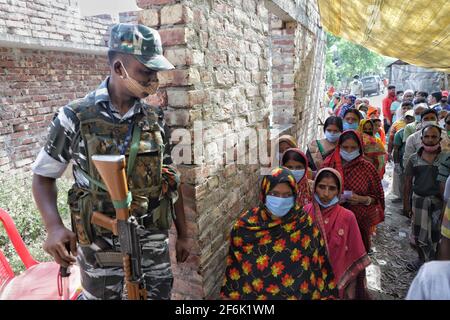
[422,120,437,128]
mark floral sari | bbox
[220,167,338,300]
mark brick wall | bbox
[137,0,271,299]
[267,0,327,148]
[294,22,327,149]
[270,16,295,127]
[0,47,109,172]
[0,0,112,173]
[0,0,110,47]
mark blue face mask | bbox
[265,195,295,217]
[343,121,358,131]
[415,115,421,122]
[325,131,341,143]
[314,194,339,208]
[291,169,305,183]
[340,149,360,162]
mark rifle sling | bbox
[79,169,107,192]
[80,124,141,202]
[127,124,142,178]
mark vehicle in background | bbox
[361,75,382,96]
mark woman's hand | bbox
[347,193,370,205]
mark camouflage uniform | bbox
[32,24,177,300]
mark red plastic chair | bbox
[0,208,81,300]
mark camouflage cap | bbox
[109,23,174,71]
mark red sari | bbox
[304,168,370,299]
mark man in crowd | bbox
[403,103,429,144]
[391,90,404,123]
[403,109,440,168]
[403,125,446,271]
[382,85,396,133]
[429,91,443,112]
[389,101,414,156]
[350,74,364,97]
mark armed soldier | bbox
[31,24,190,300]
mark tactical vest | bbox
[67,94,170,246]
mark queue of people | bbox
[220,85,450,300]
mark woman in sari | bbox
[357,119,387,178]
[321,131,384,299]
[274,135,313,179]
[306,116,343,173]
[220,167,338,300]
[304,168,371,299]
[372,119,386,146]
[281,148,312,208]
[321,130,385,253]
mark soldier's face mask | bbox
[119,61,159,98]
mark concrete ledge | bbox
[0,33,108,55]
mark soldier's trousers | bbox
[76,228,173,300]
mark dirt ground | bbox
[367,162,419,300]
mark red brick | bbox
[137,9,159,27]
[273,39,294,45]
[158,69,190,86]
[158,27,186,46]
[188,90,208,106]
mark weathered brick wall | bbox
[0,0,112,173]
[294,25,327,149]
[270,16,295,127]
[0,48,108,172]
[268,0,327,148]
[0,0,110,46]
[137,0,270,299]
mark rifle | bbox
[90,154,147,300]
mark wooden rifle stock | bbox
[91,155,147,300]
[91,211,118,235]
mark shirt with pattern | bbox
[32,77,173,188]
[404,148,448,197]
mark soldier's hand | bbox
[175,237,190,263]
[43,225,77,268]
